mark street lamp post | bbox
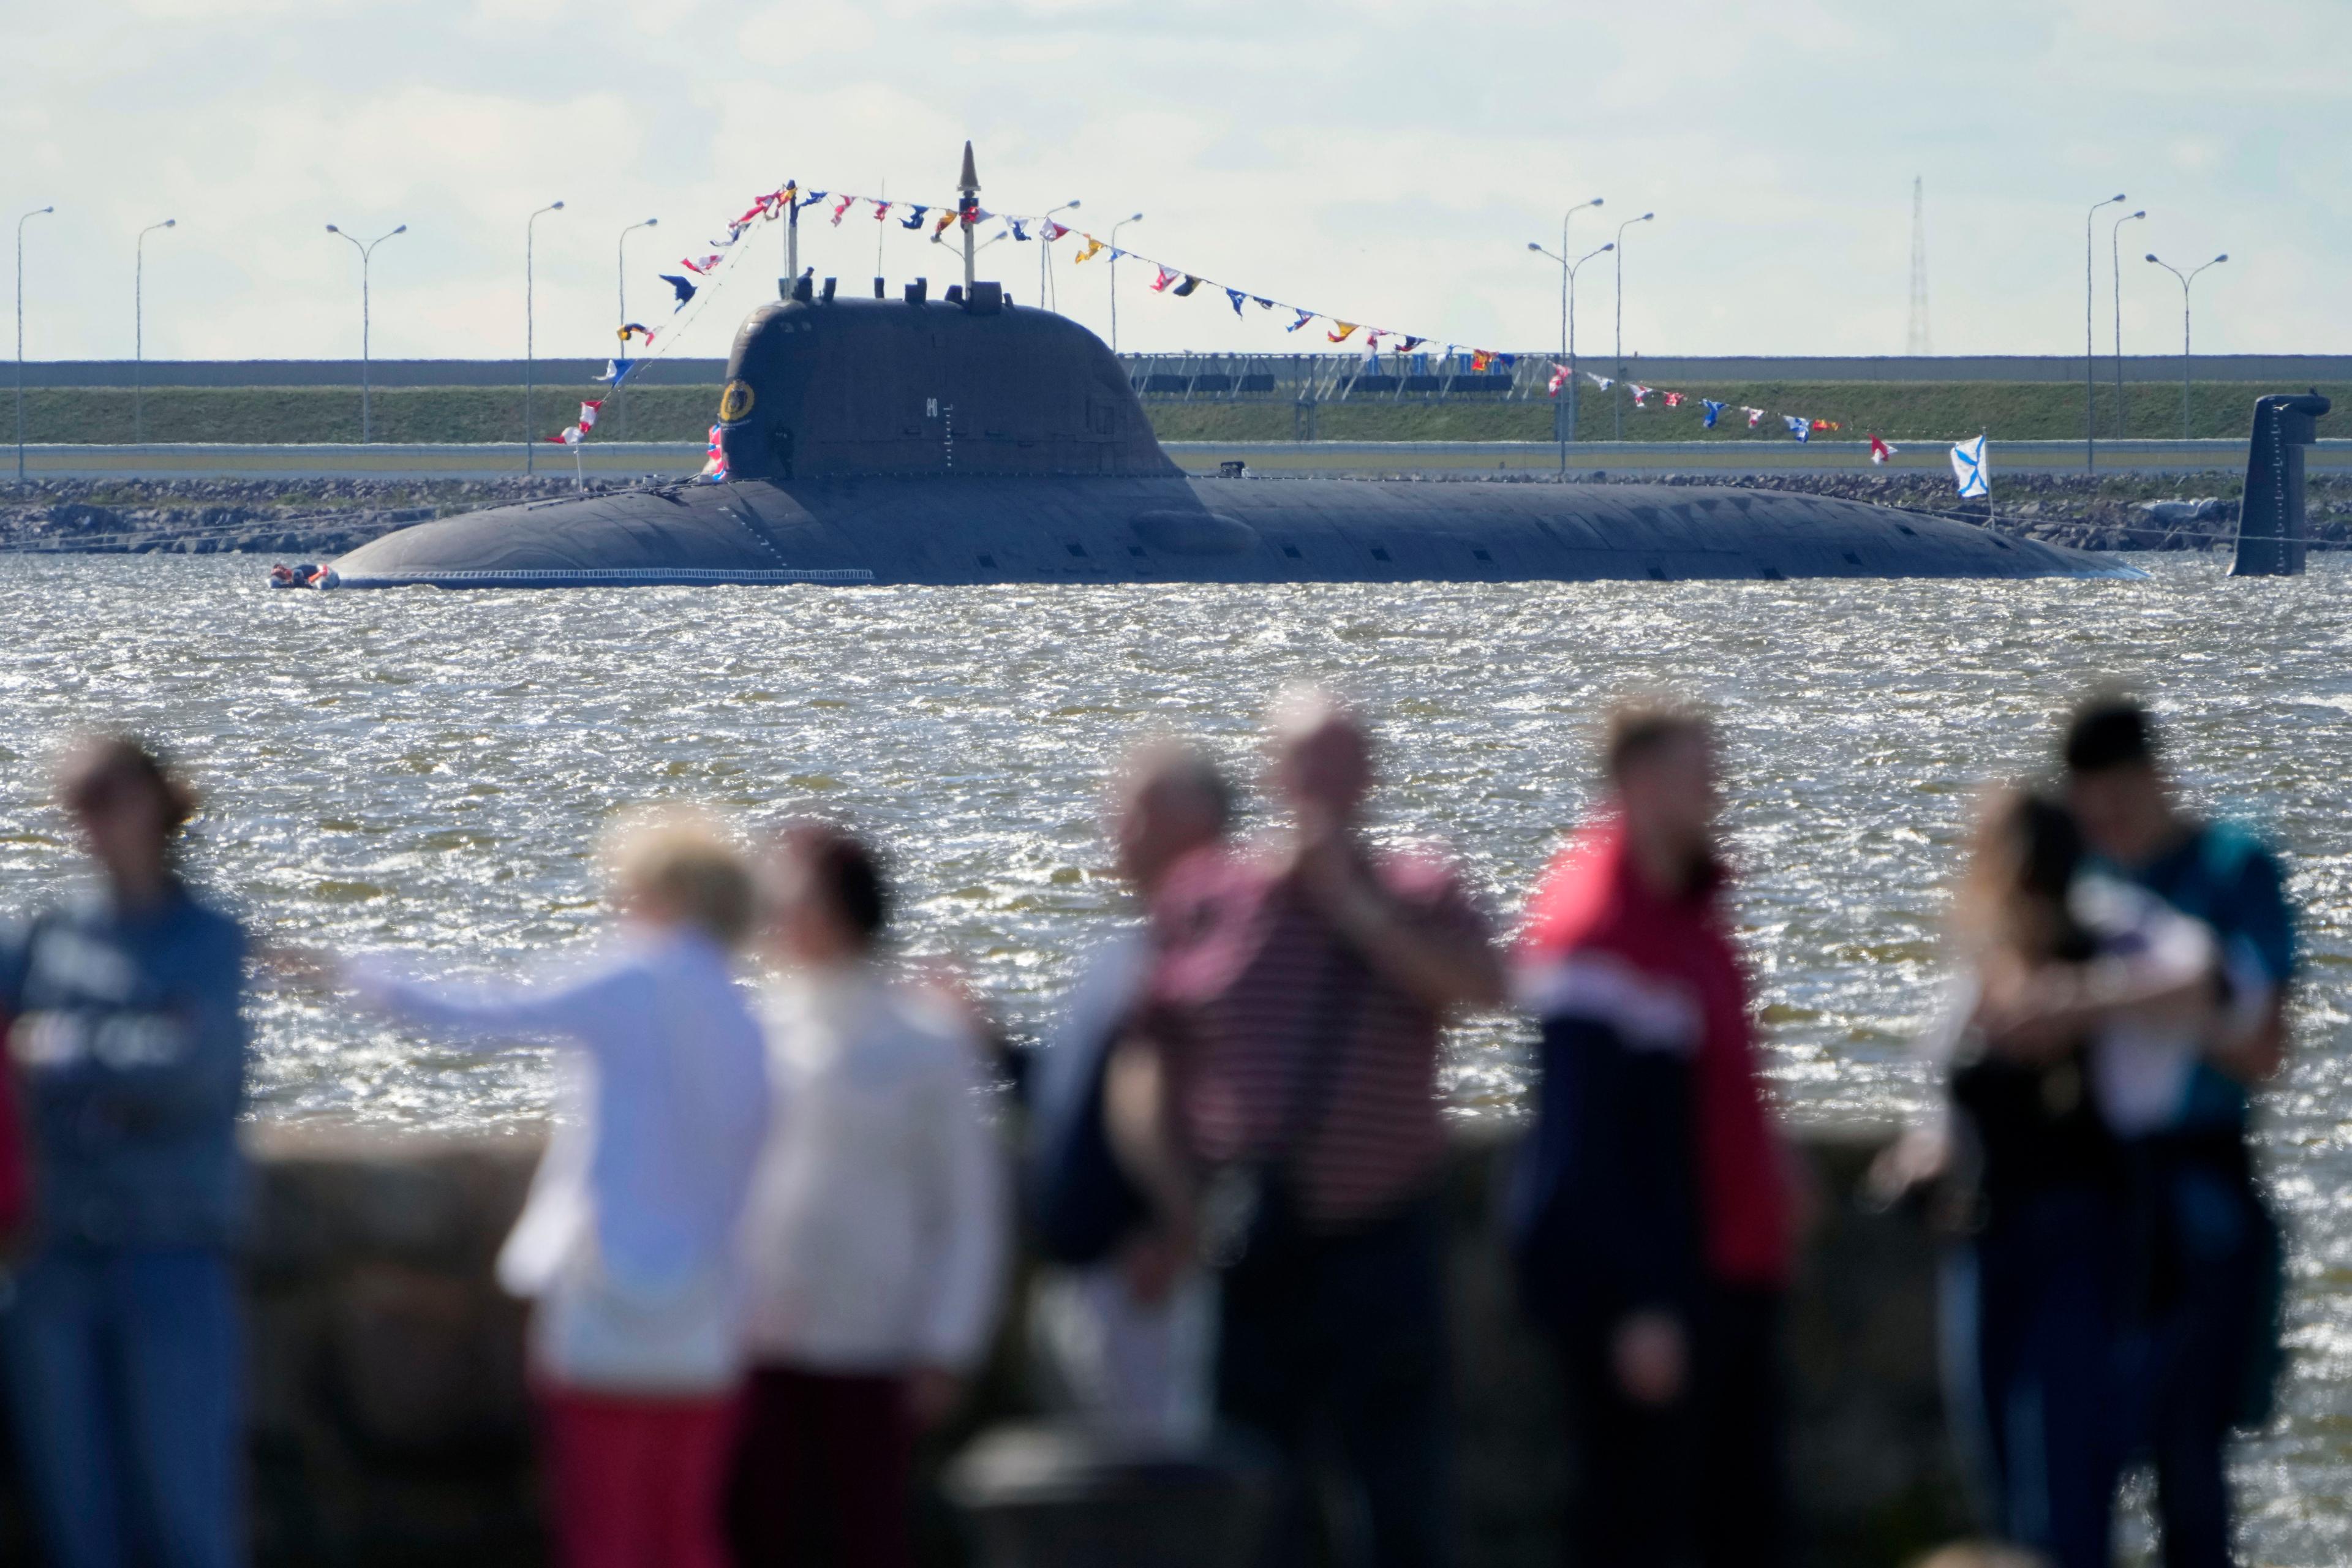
[2084,194,2127,472]
[134,219,176,444]
[2146,251,2228,440]
[1527,238,1611,475]
[16,205,54,489]
[2111,208,2146,439]
[617,217,656,439]
[326,222,405,444]
[526,200,565,474]
[1041,200,1079,312]
[1613,211,1654,440]
[1109,213,1143,353]
[1542,198,1600,453]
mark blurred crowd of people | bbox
[0,687,2299,1568]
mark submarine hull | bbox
[331,290,2123,587]
[331,474,2125,587]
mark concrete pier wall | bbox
[1,1122,1962,1567]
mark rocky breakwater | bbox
[0,477,606,557]
[0,1121,1962,1568]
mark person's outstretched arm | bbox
[343,952,643,1051]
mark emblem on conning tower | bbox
[718,380,756,423]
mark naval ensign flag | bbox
[1951,435,1989,499]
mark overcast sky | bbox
[8,0,2346,364]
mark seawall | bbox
[0,1122,1961,1567]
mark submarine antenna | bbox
[959,140,979,296]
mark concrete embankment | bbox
[0,1123,1960,1568]
[6,470,2342,561]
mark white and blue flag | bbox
[1951,435,1989,499]
[1701,399,1727,429]
[1784,414,1811,443]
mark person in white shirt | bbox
[728,821,1008,1568]
[341,810,771,1568]
[1028,741,1232,1444]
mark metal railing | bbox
[1115,352,1549,405]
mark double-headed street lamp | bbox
[617,217,657,439]
[16,205,54,489]
[1613,211,1654,439]
[1526,238,1611,473]
[2083,194,2127,472]
[1532,197,1602,449]
[526,200,565,474]
[2110,208,2146,439]
[1108,213,1144,353]
[1041,199,1080,311]
[326,222,405,444]
[2145,251,2228,440]
[134,219,176,444]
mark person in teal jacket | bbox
[0,735,248,1568]
[2063,695,2297,1568]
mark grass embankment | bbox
[13,382,2346,445]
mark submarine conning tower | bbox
[713,279,1180,483]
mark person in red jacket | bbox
[1510,699,1795,1568]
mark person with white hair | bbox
[339,809,772,1568]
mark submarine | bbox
[333,279,2120,590]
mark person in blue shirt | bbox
[0,734,249,1568]
[2062,695,2296,1568]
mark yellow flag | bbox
[1327,322,1359,343]
[1076,238,1106,264]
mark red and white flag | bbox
[1629,383,1653,407]
[1150,265,1180,292]
[578,401,603,432]
[1743,406,1766,428]
[1663,391,1684,408]
[1547,364,1569,397]
[829,194,855,226]
[1869,434,1896,465]
[681,254,725,275]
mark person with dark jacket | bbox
[0,735,248,1568]
[2062,696,2296,1568]
[1510,701,1795,1568]
[1028,740,1232,1438]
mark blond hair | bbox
[603,807,755,949]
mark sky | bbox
[6,0,2347,366]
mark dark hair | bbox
[61,733,197,837]
[1604,697,1711,783]
[1993,791,2096,963]
[2063,694,2158,774]
[779,821,890,946]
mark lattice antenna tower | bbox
[1906,176,1932,355]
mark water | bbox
[2,555,2347,1558]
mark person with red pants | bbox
[1509,700,1796,1568]
[341,812,772,1568]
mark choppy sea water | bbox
[1,555,2346,1560]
